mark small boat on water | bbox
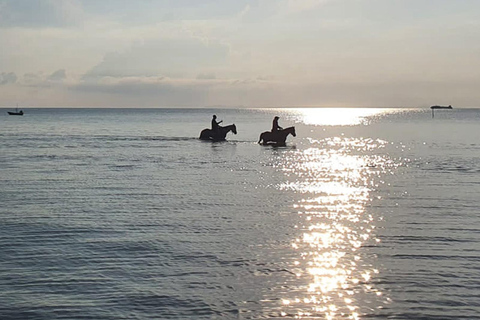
[430,105,452,109]
[7,107,24,116]
[430,105,452,118]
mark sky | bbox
[1,0,480,108]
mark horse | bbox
[199,124,237,141]
[258,126,296,146]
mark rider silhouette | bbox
[211,115,223,133]
[272,116,283,132]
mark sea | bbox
[1,107,480,320]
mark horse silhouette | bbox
[199,124,237,141]
[258,126,296,146]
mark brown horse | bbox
[199,124,237,141]
[258,126,296,146]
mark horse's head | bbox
[291,126,296,137]
[232,124,237,134]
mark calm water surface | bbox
[1,108,480,319]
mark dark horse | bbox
[199,124,237,141]
[258,126,296,146]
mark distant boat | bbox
[430,105,452,109]
[430,105,452,118]
[7,106,24,116]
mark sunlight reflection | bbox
[285,108,400,126]
[273,135,399,319]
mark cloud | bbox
[3,68,480,107]
[2,0,480,108]
[0,0,83,28]
[19,70,69,87]
[196,73,216,80]
[48,69,67,81]
[80,0,248,25]
[73,76,209,107]
[23,72,46,86]
[0,72,17,85]
[282,0,332,14]
[83,38,229,79]
[69,74,284,107]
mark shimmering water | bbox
[1,108,480,319]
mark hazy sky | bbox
[1,0,480,107]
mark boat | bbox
[7,106,24,116]
[430,105,452,109]
[430,105,452,118]
[8,110,24,115]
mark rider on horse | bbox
[212,115,223,133]
[272,116,283,132]
[200,116,236,141]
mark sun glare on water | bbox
[286,108,400,126]
[270,118,400,318]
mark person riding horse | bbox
[272,116,283,132]
[200,115,237,141]
[211,115,223,133]
[258,116,295,145]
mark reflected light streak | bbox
[287,108,399,126]
[274,135,396,319]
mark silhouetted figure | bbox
[258,126,296,146]
[7,108,23,116]
[200,123,237,141]
[211,115,223,133]
[272,116,283,132]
